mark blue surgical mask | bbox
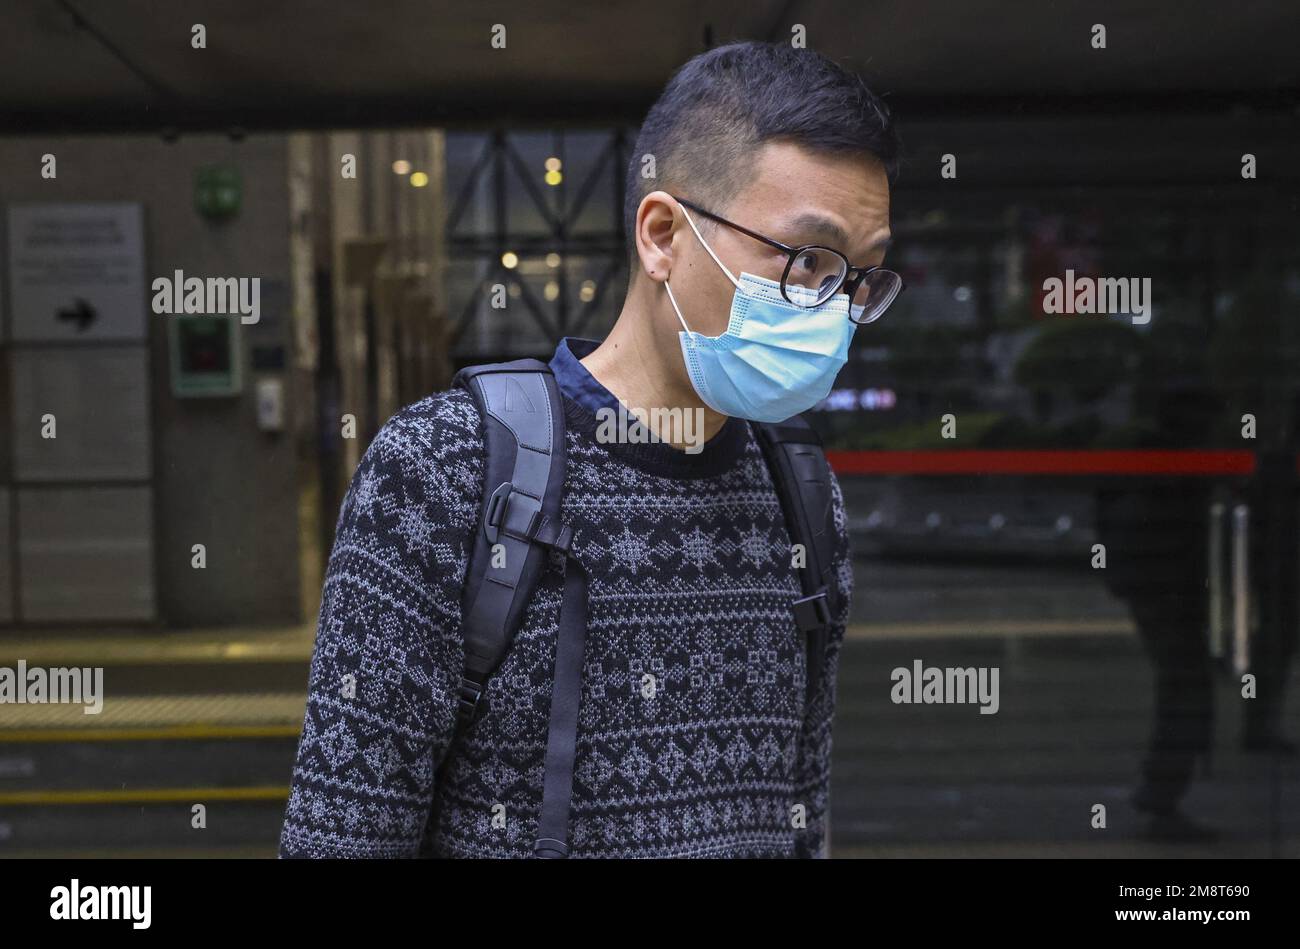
[663,205,859,423]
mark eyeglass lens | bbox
[782,247,901,323]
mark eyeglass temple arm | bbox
[672,196,796,255]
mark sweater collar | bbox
[548,336,750,479]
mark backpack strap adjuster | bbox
[483,481,521,544]
[456,674,486,728]
[791,589,831,632]
[525,512,573,554]
[484,481,572,553]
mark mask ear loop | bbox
[677,204,743,291]
[664,201,744,334]
[663,280,692,333]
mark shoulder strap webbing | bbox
[752,416,840,702]
[453,359,571,730]
[533,558,588,858]
[451,359,588,859]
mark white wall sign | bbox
[6,202,146,342]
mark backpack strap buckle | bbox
[524,511,573,554]
[482,481,521,544]
[456,674,486,728]
[484,481,572,553]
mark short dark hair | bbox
[624,40,901,265]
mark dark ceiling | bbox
[4,0,1299,133]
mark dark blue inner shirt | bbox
[547,337,620,415]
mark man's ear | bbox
[633,191,678,284]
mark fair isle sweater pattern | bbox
[279,386,852,858]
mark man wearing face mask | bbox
[281,40,902,859]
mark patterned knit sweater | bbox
[279,381,852,858]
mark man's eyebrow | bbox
[782,212,850,248]
[781,212,892,257]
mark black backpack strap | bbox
[533,558,588,858]
[752,416,840,702]
[453,359,570,731]
[451,358,588,859]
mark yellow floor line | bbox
[2,624,317,666]
[0,785,290,806]
[0,723,301,743]
[0,692,306,730]
[0,848,277,859]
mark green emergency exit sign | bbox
[195,164,242,221]
[168,314,242,397]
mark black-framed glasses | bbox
[670,195,904,324]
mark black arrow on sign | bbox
[57,298,97,332]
